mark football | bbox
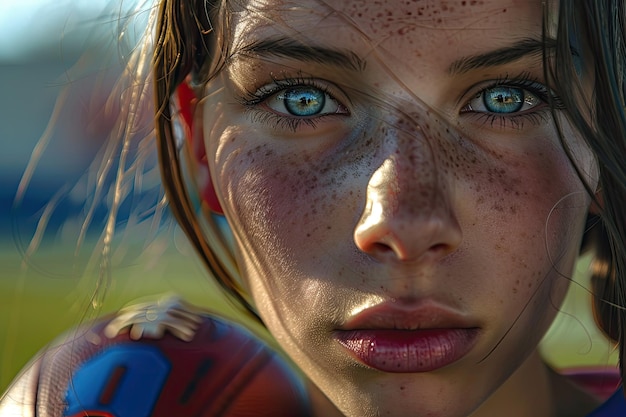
[0,299,312,417]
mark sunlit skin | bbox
[198,1,599,416]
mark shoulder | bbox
[563,367,624,417]
[0,297,312,417]
[586,389,626,417]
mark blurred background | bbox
[0,0,245,393]
[0,0,619,395]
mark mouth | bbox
[333,302,480,373]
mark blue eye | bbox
[466,86,541,115]
[484,87,523,113]
[265,86,343,117]
[282,88,325,116]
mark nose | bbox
[353,123,462,264]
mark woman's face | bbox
[201,1,597,416]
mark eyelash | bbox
[238,76,348,132]
[238,73,563,132]
[460,73,564,130]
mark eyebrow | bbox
[235,37,367,72]
[448,38,558,75]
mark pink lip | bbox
[334,303,480,373]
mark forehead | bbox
[232,0,545,65]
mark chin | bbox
[314,366,492,417]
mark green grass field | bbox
[0,235,257,393]
[0,237,618,394]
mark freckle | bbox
[400,386,406,391]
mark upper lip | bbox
[338,300,477,331]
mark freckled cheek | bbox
[218,148,361,258]
[467,144,589,299]
[472,135,587,224]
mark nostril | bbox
[371,242,395,255]
[430,243,449,254]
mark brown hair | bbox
[151,0,263,320]
[550,1,626,380]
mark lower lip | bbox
[334,328,479,373]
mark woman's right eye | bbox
[263,85,347,118]
[240,80,351,132]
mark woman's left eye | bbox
[463,86,542,115]
[265,86,345,117]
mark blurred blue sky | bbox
[0,1,112,62]
[0,0,148,238]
